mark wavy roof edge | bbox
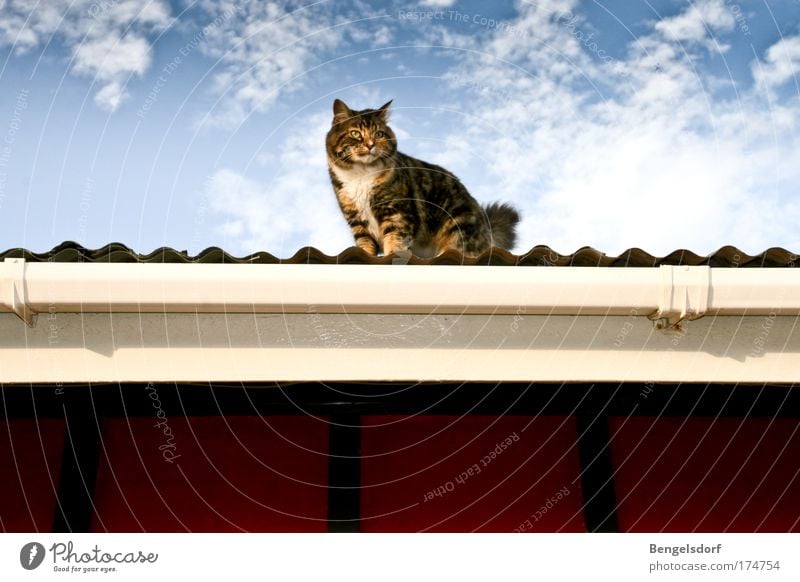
[0,241,797,267]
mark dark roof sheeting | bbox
[0,241,797,267]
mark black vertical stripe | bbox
[576,413,619,533]
[327,414,361,532]
[52,408,102,532]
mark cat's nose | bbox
[365,140,375,149]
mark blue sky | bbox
[0,0,799,256]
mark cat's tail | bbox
[484,202,520,250]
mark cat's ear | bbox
[377,99,393,121]
[333,99,353,125]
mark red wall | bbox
[91,416,330,532]
[610,417,800,532]
[360,415,584,532]
[0,419,65,532]
[2,414,799,532]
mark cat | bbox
[325,99,520,258]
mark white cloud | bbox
[203,113,352,255]
[0,0,67,53]
[483,0,587,66]
[93,80,126,110]
[753,35,800,90]
[73,33,152,79]
[419,0,800,254]
[421,0,457,7]
[654,0,735,43]
[194,1,348,129]
[519,110,800,254]
[0,0,171,111]
[192,1,405,128]
[373,24,393,46]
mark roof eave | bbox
[2,260,799,326]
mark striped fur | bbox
[326,99,520,257]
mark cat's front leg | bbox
[337,193,379,255]
[379,218,414,256]
[350,223,379,255]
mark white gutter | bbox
[1,258,798,327]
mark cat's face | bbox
[326,99,397,166]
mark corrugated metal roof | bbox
[0,241,797,267]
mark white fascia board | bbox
[2,259,799,384]
[0,312,797,384]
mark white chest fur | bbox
[331,163,382,240]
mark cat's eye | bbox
[375,130,386,138]
[349,130,362,139]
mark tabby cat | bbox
[326,99,520,257]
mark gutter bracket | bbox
[649,265,710,331]
[2,258,35,327]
